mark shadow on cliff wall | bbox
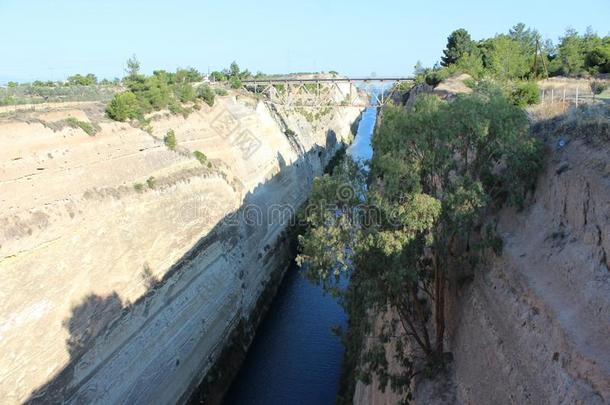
[25,128,345,404]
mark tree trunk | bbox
[433,256,446,355]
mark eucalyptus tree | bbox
[298,86,542,398]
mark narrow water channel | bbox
[223,106,377,405]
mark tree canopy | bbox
[298,87,542,398]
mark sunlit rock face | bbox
[0,91,363,404]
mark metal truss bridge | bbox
[241,77,415,108]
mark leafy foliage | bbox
[298,88,543,399]
[422,24,609,95]
[193,150,208,165]
[197,85,215,106]
[105,91,140,121]
[441,29,475,66]
[510,81,540,107]
[164,129,177,150]
[67,73,98,86]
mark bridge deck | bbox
[242,77,414,84]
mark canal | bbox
[222,106,377,404]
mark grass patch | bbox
[65,117,98,136]
[133,183,145,193]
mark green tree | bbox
[481,35,530,80]
[173,82,196,103]
[106,92,139,121]
[298,88,542,398]
[229,61,240,78]
[229,76,242,89]
[67,73,98,86]
[585,43,610,73]
[441,28,475,66]
[125,54,141,79]
[551,28,587,76]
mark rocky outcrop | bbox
[0,91,363,404]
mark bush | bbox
[133,183,145,193]
[210,71,226,82]
[164,129,177,150]
[193,150,208,165]
[65,117,98,136]
[197,85,215,106]
[67,73,97,86]
[510,81,540,107]
[590,80,609,96]
[146,176,156,189]
[106,92,140,121]
[214,88,228,96]
[229,77,242,89]
[173,83,196,103]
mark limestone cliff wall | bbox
[352,80,609,404]
[446,131,610,404]
[0,91,363,403]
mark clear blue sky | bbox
[1,0,608,83]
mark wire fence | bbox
[540,84,609,108]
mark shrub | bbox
[210,71,227,82]
[229,77,242,89]
[590,80,609,96]
[197,85,215,106]
[65,117,98,136]
[175,68,203,83]
[173,83,196,103]
[214,88,228,96]
[133,183,144,193]
[67,73,97,86]
[193,150,208,165]
[146,176,156,189]
[164,129,177,150]
[106,91,140,121]
[510,81,540,107]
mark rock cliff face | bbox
[352,79,609,404]
[446,129,610,404]
[0,91,363,404]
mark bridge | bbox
[240,76,415,108]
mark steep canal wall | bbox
[0,88,364,403]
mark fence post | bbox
[551,88,554,104]
[575,85,579,108]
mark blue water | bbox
[223,107,377,405]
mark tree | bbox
[552,28,586,76]
[106,92,139,121]
[298,87,542,399]
[509,23,538,55]
[481,35,530,80]
[441,28,475,66]
[125,54,141,79]
[229,61,240,78]
[67,73,97,86]
[585,43,610,73]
